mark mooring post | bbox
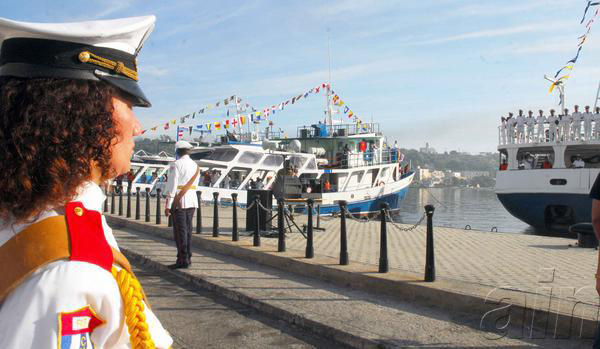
[231,193,239,241]
[253,197,261,247]
[103,187,108,213]
[277,199,285,252]
[118,186,123,216]
[379,202,389,273]
[305,199,314,258]
[424,204,436,282]
[110,188,115,214]
[196,191,202,234]
[167,208,173,227]
[339,201,349,265]
[155,188,162,225]
[135,187,140,220]
[126,186,132,218]
[316,204,321,229]
[212,192,219,237]
[145,188,150,222]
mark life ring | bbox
[378,181,385,187]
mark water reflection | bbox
[393,187,573,237]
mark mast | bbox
[594,81,600,109]
[326,28,333,134]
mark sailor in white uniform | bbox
[536,109,546,142]
[164,140,200,269]
[583,105,593,141]
[0,16,173,349]
[500,117,507,144]
[547,109,558,142]
[526,110,535,143]
[572,105,583,141]
[559,108,570,141]
[515,109,525,143]
[506,112,515,144]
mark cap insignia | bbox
[78,51,138,81]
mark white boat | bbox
[125,122,413,215]
[495,87,600,231]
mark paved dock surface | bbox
[116,225,593,348]
[116,196,599,305]
[134,263,341,348]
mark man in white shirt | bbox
[165,140,200,269]
[547,109,558,142]
[536,109,546,142]
[572,105,583,141]
[572,155,585,168]
[507,112,515,144]
[583,105,593,141]
[516,109,525,143]
[560,108,570,141]
[526,110,535,143]
[500,117,507,144]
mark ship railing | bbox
[336,149,401,168]
[498,119,600,145]
[297,122,380,138]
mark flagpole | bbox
[326,28,333,134]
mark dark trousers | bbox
[172,207,195,265]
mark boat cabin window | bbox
[247,170,277,189]
[136,166,167,184]
[226,167,251,189]
[262,154,284,167]
[516,149,554,170]
[238,151,263,164]
[206,148,238,162]
[190,150,214,161]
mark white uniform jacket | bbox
[164,154,200,209]
[0,182,173,349]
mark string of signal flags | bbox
[141,82,367,136]
[548,0,599,102]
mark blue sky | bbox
[3,0,600,153]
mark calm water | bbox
[394,187,562,236]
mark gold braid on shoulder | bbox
[111,267,157,349]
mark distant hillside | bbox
[400,148,498,174]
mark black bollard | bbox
[231,193,239,241]
[305,199,314,258]
[145,188,150,222]
[196,191,202,234]
[339,201,349,265]
[378,202,389,273]
[118,186,123,216]
[110,188,115,214]
[316,204,321,229]
[253,197,261,246]
[135,187,140,220]
[103,187,108,213]
[167,209,173,227]
[277,199,285,252]
[212,192,219,237]
[424,204,436,282]
[156,188,162,225]
[126,186,132,218]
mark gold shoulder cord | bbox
[112,267,158,349]
[78,51,139,81]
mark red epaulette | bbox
[65,201,112,272]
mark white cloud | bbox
[448,0,568,17]
[143,65,169,77]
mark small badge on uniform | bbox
[58,305,104,349]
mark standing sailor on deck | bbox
[547,109,558,143]
[507,112,515,144]
[572,105,583,141]
[164,140,200,269]
[515,109,525,143]
[536,109,546,142]
[500,117,507,144]
[560,108,570,141]
[0,16,173,349]
[583,105,593,141]
[526,110,535,143]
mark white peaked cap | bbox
[175,140,193,150]
[0,16,155,55]
[0,16,156,107]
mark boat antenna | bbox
[326,27,333,134]
[594,81,600,110]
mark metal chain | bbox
[342,210,382,223]
[386,211,426,232]
[238,201,256,211]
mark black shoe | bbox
[168,262,188,269]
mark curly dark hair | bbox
[0,77,119,223]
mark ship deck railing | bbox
[320,149,402,169]
[497,122,600,146]
[297,123,380,139]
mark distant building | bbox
[462,171,491,179]
[419,142,437,154]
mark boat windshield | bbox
[206,148,239,162]
[238,151,263,164]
